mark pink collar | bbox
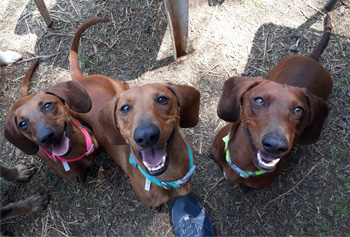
[39,121,94,163]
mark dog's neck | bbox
[227,121,258,172]
[60,119,96,160]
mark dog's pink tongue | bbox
[141,145,166,167]
[259,150,279,162]
[51,135,70,157]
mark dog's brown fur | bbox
[211,15,332,190]
[69,19,200,208]
[4,61,98,181]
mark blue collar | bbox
[129,140,196,189]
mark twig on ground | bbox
[17,52,61,63]
[70,0,79,16]
[164,226,172,237]
[264,162,320,209]
[209,176,225,191]
[300,0,326,15]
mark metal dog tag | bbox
[145,178,151,191]
[62,162,70,172]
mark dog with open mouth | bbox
[4,61,98,181]
[98,83,200,209]
[210,15,333,190]
[67,18,200,209]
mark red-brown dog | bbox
[211,15,332,190]
[69,19,200,209]
[98,83,200,209]
[4,62,98,181]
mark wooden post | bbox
[34,0,53,27]
[164,0,189,61]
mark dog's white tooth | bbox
[257,152,262,163]
[271,158,281,166]
[143,162,150,170]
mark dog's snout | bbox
[133,124,160,148]
[37,126,56,145]
[262,134,289,155]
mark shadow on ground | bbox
[14,0,173,81]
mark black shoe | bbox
[171,194,214,236]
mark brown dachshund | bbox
[1,164,50,220]
[4,61,98,181]
[69,19,200,209]
[211,15,332,190]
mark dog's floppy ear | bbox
[217,76,262,122]
[297,91,329,145]
[4,96,39,155]
[167,83,200,128]
[45,81,91,113]
[98,95,127,145]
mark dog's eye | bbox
[156,96,168,105]
[293,106,304,116]
[254,97,265,106]
[120,105,131,113]
[42,102,54,112]
[18,120,29,130]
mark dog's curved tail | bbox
[20,61,39,98]
[70,18,110,80]
[309,14,332,61]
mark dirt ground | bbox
[1,0,349,236]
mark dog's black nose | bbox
[134,124,160,148]
[37,126,56,146]
[262,134,289,155]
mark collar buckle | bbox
[160,181,171,190]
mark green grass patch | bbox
[319,223,331,235]
[335,199,349,216]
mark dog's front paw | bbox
[25,193,51,214]
[14,164,38,181]
[0,50,23,66]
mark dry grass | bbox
[1,0,349,236]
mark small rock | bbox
[339,5,345,14]
[341,115,350,121]
[289,45,299,53]
[52,179,59,186]
[141,20,147,28]
[141,20,152,34]
[320,208,328,215]
[290,32,303,39]
[241,70,249,76]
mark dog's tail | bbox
[308,14,332,61]
[20,61,39,98]
[70,18,110,80]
